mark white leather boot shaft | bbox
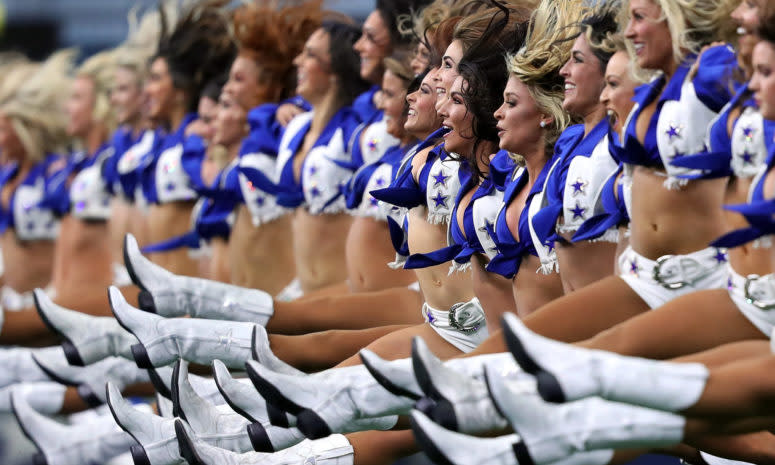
[503,313,708,411]
[34,289,136,365]
[0,382,66,414]
[110,286,256,368]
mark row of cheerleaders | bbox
[3,0,775,464]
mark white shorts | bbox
[618,246,728,309]
[274,278,304,302]
[421,298,489,353]
[699,451,755,465]
[727,265,775,337]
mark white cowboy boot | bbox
[110,286,256,369]
[149,364,227,409]
[245,360,402,439]
[33,289,136,366]
[251,325,305,376]
[410,410,615,465]
[157,392,174,418]
[485,363,685,465]
[33,355,149,406]
[0,346,66,388]
[175,419,354,465]
[502,313,708,410]
[106,381,185,465]
[12,393,136,465]
[213,360,295,425]
[125,234,274,323]
[0,382,66,414]
[171,361,253,453]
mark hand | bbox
[276,103,305,126]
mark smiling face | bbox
[731,0,762,75]
[410,42,431,75]
[437,75,475,155]
[405,69,442,139]
[353,11,392,84]
[293,28,333,105]
[600,50,639,134]
[559,35,606,120]
[212,93,247,148]
[66,76,96,138]
[224,55,272,110]
[144,57,180,123]
[434,40,463,109]
[750,41,775,120]
[380,69,408,140]
[494,75,545,155]
[624,0,674,73]
[111,66,143,127]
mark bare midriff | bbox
[345,216,416,293]
[229,205,296,294]
[408,206,474,311]
[629,167,728,259]
[52,215,113,298]
[146,201,200,277]
[0,230,55,293]
[292,209,352,294]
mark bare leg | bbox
[268,325,413,372]
[349,430,418,465]
[580,289,764,359]
[335,323,463,367]
[267,287,424,335]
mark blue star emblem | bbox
[431,192,448,208]
[369,197,379,207]
[310,186,321,197]
[368,138,379,151]
[26,221,35,230]
[375,177,385,187]
[743,126,755,142]
[630,260,639,275]
[669,150,684,162]
[309,165,318,176]
[425,309,436,324]
[165,182,176,192]
[713,249,727,264]
[666,123,682,140]
[727,277,734,290]
[570,202,586,219]
[741,151,754,164]
[571,178,587,196]
[432,170,449,187]
[256,196,265,206]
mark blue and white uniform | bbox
[140,114,202,206]
[610,45,737,308]
[112,129,159,208]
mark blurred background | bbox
[0,0,375,60]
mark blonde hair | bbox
[115,3,177,85]
[621,0,736,68]
[77,49,119,134]
[1,50,74,162]
[507,0,584,160]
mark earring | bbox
[539,121,547,128]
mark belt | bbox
[423,299,486,334]
[729,266,775,311]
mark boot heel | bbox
[296,409,332,440]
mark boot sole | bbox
[502,319,566,403]
[147,366,172,399]
[360,353,421,400]
[123,236,148,292]
[247,422,274,452]
[410,341,459,431]
[267,403,291,428]
[245,364,304,415]
[409,414,457,465]
[130,444,152,465]
[174,420,205,465]
[170,361,187,421]
[295,409,332,440]
[32,292,86,366]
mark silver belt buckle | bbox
[744,274,775,310]
[448,302,484,334]
[652,255,689,290]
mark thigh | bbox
[672,340,772,367]
[523,275,650,342]
[336,323,463,367]
[583,289,766,359]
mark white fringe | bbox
[447,261,471,275]
[537,259,559,275]
[662,176,689,190]
[753,236,773,249]
[427,213,449,225]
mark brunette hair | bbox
[155,0,236,113]
[232,0,324,103]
